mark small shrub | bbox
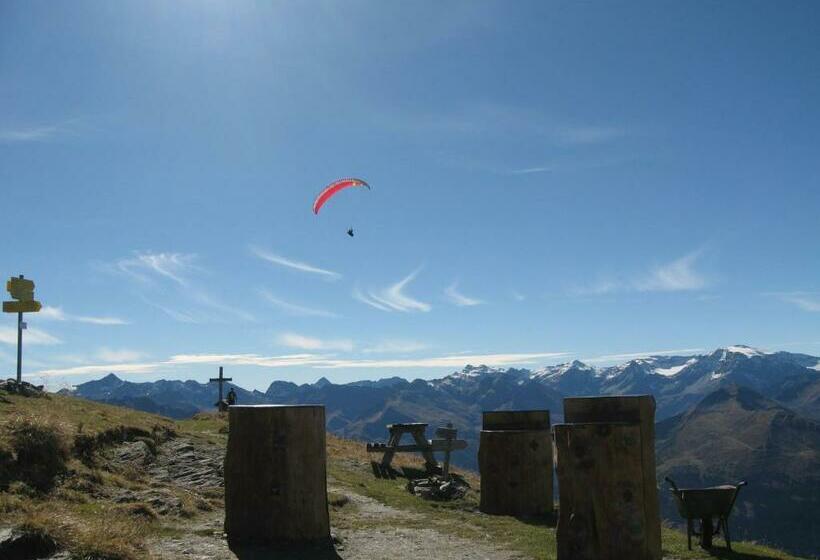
[328,492,350,508]
[0,445,14,488]
[0,491,25,513]
[8,480,38,497]
[8,417,69,491]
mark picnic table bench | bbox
[366,422,467,474]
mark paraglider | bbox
[313,177,370,237]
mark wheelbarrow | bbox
[665,477,747,551]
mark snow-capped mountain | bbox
[425,344,820,420]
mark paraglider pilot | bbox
[347,228,354,237]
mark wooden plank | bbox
[366,440,468,453]
[482,410,550,431]
[555,422,649,560]
[224,405,329,544]
[563,396,661,560]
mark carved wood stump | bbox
[224,405,329,545]
[556,395,661,560]
[479,410,553,516]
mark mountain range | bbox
[67,344,820,556]
[71,344,820,426]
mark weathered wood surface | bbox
[555,422,652,560]
[563,395,661,559]
[482,409,550,431]
[366,440,468,453]
[479,410,553,516]
[224,405,329,544]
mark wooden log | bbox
[555,422,651,560]
[224,405,329,544]
[479,410,553,516]
[563,396,661,560]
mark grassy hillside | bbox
[0,387,808,560]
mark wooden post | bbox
[563,395,661,560]
[224,405,330,545]
[479,410,553,516]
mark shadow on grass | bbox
[704,547,785,560]
[228,540,342,559]
[369,461,397,479]
[513,511,558,528]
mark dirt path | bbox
[150,498,526,560]
[138,436,526,559]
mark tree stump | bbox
[479,410,553,516]
[224,405,329,545]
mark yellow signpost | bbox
[3,275,42,384]
[3,301,42,313]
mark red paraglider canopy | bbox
[313,178,370,214]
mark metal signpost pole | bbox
[17,310,23,383]
[4,274,43,385]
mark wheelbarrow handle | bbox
[664,476,680,491]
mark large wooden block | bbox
[555,422,653,560]
[479,410,553,516]
[563,395,661,559]
[224,405,329,544]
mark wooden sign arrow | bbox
[3,300,42,313]
[6,277,35,301]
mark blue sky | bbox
[2,1,819,390]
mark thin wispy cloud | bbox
[557,125,625,145]
[0,118,86,143]
[33,350,570,377]
[637,251,708,292]
[509,165,556,175]
[40,305,128,326]
[511,290,526,302]
[251,247,341,280]
[363,340,429,354]
[277,333,354,352]
[113,251,252,324]
[190,290,255,322]
[355,269,431,313]
[142,298,200,324]
[95,348,146,363]
[0,327,62,346]
[774,292,820,312]
[353,288,394,312]
[572,251,709,296]
[444,281,483,306]
[570,279,620,297]
[583,348,704,364]
[32,362,159,377]
[313,351,569,369]
[116,252,197,286]
[259,290,338,318]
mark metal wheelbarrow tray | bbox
[665,477,747,551]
